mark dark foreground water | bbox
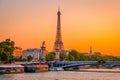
[0,71,120,80]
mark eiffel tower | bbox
[54,8,64,52]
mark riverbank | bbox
[79,68,120,73]
[1,71,120,80]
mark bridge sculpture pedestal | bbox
[54,48,60,62]
[39,41,46,63]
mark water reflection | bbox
[0,71,120,80]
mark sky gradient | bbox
[0,0,120,56]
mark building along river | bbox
[0,71,120,80]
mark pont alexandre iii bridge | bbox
[38,41,120,70]
[39,42,120,70]
[41,42,120,70]
[47,61,120,70]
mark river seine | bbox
[0,71,120,80]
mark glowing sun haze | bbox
[0,0,120,56]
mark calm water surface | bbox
[0,71,120,80]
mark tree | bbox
[13,57,21,61]
[22,58,27,61]
[90,54,102,61]
[67,54,75,61]
[0,38,15,63]
[27,55,33,61]
[69,50,80,61]
[79,53,89,61]
[1,52,8,62]
[102,55,120,61]
[0,48,4,60]
[46,52,55,61]
[60,53,67,61]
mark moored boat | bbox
[23,63,49,72]
[0,64,24,74]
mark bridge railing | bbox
[48,61,120,68]
[105,61,120,65]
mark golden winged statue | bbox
[42,41,45,47]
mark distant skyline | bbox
[0,0,120,56]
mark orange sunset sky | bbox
[0,0,120,56]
